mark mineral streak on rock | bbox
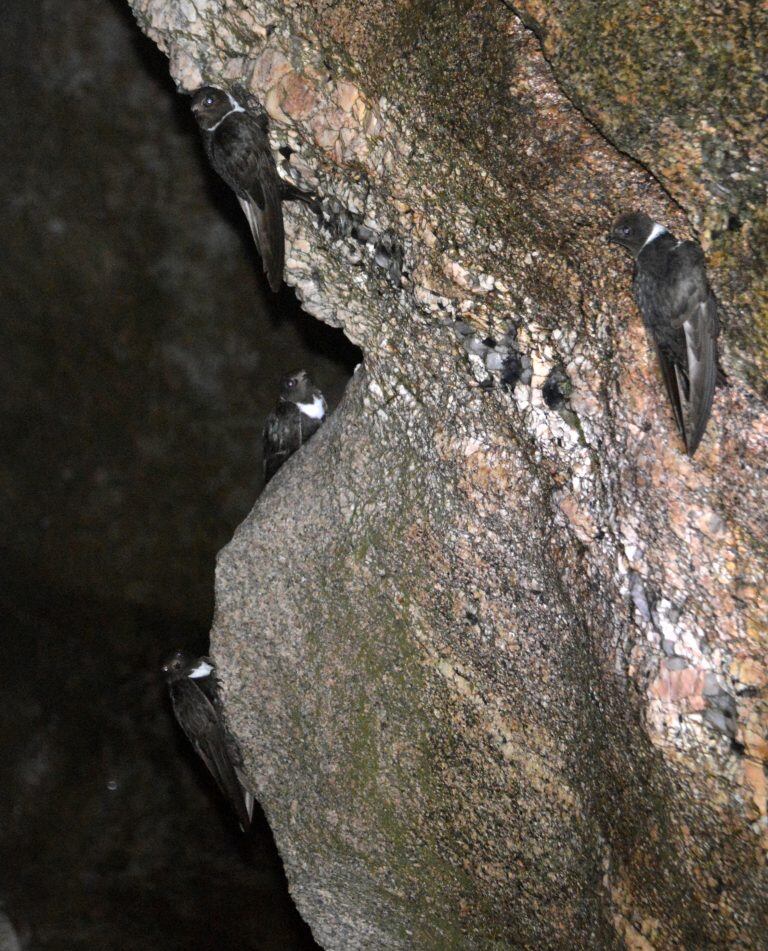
[129,0,767,947]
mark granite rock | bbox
[128,1,768,946]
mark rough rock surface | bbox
[506,0,768,391]
[129,0,767,947]
[0,0,354,622]
[1,1,344,946]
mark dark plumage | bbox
[162,650,253,832]
[263,370,327,483]
[191,86,298,292]
[609,211,720,456]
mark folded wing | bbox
[653,345,689,452]
[263,408,300,483]
[237,164,284,293]
[667,243,719,456]
[213,114,285,292]
[172,680,253,831]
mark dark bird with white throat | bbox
[190,85,312,292]
[609,211,720,456]
[263,370,327,483]
[162,650,254,832]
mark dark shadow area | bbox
[0,0,360,947]
[0,557,320,950]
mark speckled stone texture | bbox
[506,0,768,393]
[128,0,767,946]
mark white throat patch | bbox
[641,222,668,250]
[206,93,245,132]
[296,394,326,420]
[188,660,214,679]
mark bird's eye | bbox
[287,378,296,388]
[622,226,631,236]
[204,96,215,107]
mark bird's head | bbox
[190,86,239,131]
[608,211,659,258]
[280,369,314,404]
[161,650,212,683]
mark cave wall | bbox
[128,0,767,947]
[0,0,354,620]
[0,1,355,947]
[506,0,768,391]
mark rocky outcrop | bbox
[129,1,767,946]
[1,1,341,946]
[507,0,768,391]
[1,0,354,623]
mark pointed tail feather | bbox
[654,346,688,453]
[243,787,255,830]
[231,777,254,833]
[238,192,284,292]
[716,364,728,388]
[683,297,718,456]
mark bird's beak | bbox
[607,233,620,244]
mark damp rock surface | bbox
[128,0,768,947]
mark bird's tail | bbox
[238,192,284,293]
[684,296,718,456]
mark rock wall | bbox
[507,0,768,391]
[0,1,345,946]
[128,1,767,947]
[0,0,355,622]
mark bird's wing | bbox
[263,408,299,483]
[635,267,689,450]
[238,176,284,292]
[171,681,252,831]
[216,115,284,292]
[653,344,689,452]
[666,243,719,455]
[682,292,718,455]
[194,667,255,826]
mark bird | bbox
[608,211,720,456]
[162,650,254,832]
[263,370,327,483]
[190,85,313,292]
